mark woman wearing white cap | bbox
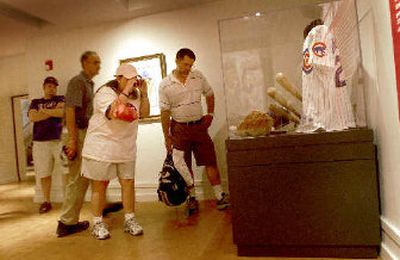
[81,63,149,240]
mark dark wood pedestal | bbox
[226,129,381,258]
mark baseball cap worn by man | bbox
[115,63,138,79]
[43,76,59,86]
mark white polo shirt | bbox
[159,70,214,122]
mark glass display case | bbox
[219,0,365,139]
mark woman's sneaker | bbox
[92,222,110,240]
[124,217,143,236]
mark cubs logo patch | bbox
[312,42,327,57]
[302,49,313,74]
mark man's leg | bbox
[57,130,89,237]
[205,165,221,186]
[205,165,229,210]
[59,141,89,224]
[192,124,230,210]
[40,176,52,202]
[170,122,199,215]
[39,176,52,213]
[33,141,53,213]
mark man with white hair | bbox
[56,51,101,237]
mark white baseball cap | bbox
[115,63,138,79]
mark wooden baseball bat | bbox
[275,72,302,101]
[269,103,300,124]
[267,87,301,118]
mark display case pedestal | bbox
[226,129,380,258]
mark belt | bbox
[174,118,202,125]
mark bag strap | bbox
[162,153,175,171]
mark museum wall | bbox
[25,3,227,201]
[357,0,400,259]
[0,54,28,184]
[22,0,332,201]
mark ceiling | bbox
[0,0,220,56]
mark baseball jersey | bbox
[299,24,355,132]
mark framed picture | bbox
[120,53,167,122]
[11,94,32,181]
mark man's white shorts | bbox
[32,140,64,178]
[81,157,135,181]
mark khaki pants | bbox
[59,129,89,225]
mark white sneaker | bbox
[92,222,110,240]
[124,217,143,236]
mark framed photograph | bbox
[11,94,32,181]
[120,53,167,122]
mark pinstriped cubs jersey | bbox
[299,25,355,132]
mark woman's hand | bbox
[136,79,148,97]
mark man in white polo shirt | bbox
[159,48,229,215]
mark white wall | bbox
[26,2,229,201]
[24,0,332,201]
[0,54,28,184]
[357,0,400,259]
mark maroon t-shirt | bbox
[29,95,64,141]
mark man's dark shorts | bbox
[171,118,217,168]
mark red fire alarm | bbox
[45,60,53,71]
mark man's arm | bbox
[203,94,215,128]
[160,110,172,153]
[41,102,65,118]
[200,71,215,127]
[206,94,215,115]
[65,106,78,159]
[28,109,51,122]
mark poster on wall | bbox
[389,0,400,119]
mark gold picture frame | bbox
[120,53,167,123]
